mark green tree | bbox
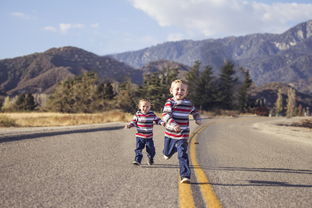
[185,61,201,107]
[238,69,253,112]
[275,88,283,116]
[216,61,237,110]
[197,65,215,111]
[47,72,98,113]
[286,87,296,117]
[115,79,138,113]
[1,96,12,112]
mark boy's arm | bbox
[125,114,138,128]
[154,115,165,126]
[162,99,178,126]
[191,106,202,125]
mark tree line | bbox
[0,60,305,117]
[0,61,252,113]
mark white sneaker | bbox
[132,161,141,166]
[180,178,190,184]
[163,155,171,160]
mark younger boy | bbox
[125,99,163,166]
[162,80,202,183]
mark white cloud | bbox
[90,23,100,28]
[167,33,185,41]
[10,12,31,19]
[59,23,84,33]
[43,23,85,33]
[43,26,57,32]
[130,0,312,38]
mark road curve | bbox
[1,117,311,208]
[194,117,312,208]
[0,123,181,208]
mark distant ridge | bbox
[111,20,312,94]
[0,46,142,95]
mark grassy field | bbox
[0,110,133,127]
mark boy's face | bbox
[139,101,151,114]
[170,83,188,100]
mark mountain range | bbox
[111,20,312,94]
[0,47,142,95]
[0,20,312,108]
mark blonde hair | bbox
[170,79,188,89]
[138,98,151,107]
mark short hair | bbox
[170,79,188,89]
[138,98,151,106]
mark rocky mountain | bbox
[249,82,312,109]
[0,47,142,95]
[111,20,312,94]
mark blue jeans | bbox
[134,137,155,163]
[163,137,191,179]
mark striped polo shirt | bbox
[128,111,162,139]
[162,98,200,140]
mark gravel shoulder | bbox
[253,117,312,145]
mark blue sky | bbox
[1,0,312,59]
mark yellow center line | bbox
[189,124,222,208]
[179,177,195,208]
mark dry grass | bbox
[0,110,133,127]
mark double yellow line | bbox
[179,124,222,208]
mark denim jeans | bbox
[163,137,191,178]
[134,137,155,163]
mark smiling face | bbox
[139,100,151,114]
[170,81,188,100]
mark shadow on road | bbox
[0,125,124,143]
[141,164,179,169]
[191,180,312,188]
[190,166,312,187]
[203,166,312,175]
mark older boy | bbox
[126,99,163,166]
[162,80,201,183]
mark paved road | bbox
[195,117,312,208]
[1,117,311,208]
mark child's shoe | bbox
[163,155,171,160]
[180,177,190,184]
[132,161,141,166]
[147,158,154,165]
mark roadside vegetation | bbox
[0,111,132,127]
[0,60,310,128]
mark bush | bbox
[0,115,18,127]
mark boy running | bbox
[162,80,201,183]
[125,99,163,166]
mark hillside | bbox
[0,47,142,95]
[111,20,312,95]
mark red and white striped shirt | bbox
[162,98,200,140]
[128,111,163,139]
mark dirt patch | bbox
[253,117,312,145]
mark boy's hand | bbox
[173,125,181,132]
[125,124,131,129]
[195,119,202,125]
[161,121,166,127]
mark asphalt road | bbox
[1,117,311,208]
[195,117,312,208]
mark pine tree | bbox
[238,69,252,112]
[275,88,283,116]
[197,65,215,111]
[286,87,296,117]
[185,61,201,107]
[216,61,237,110]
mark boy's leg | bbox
[163,136,176,158]
[145,139,156,160]
[176,139,191,179]
[134,137,145,163]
